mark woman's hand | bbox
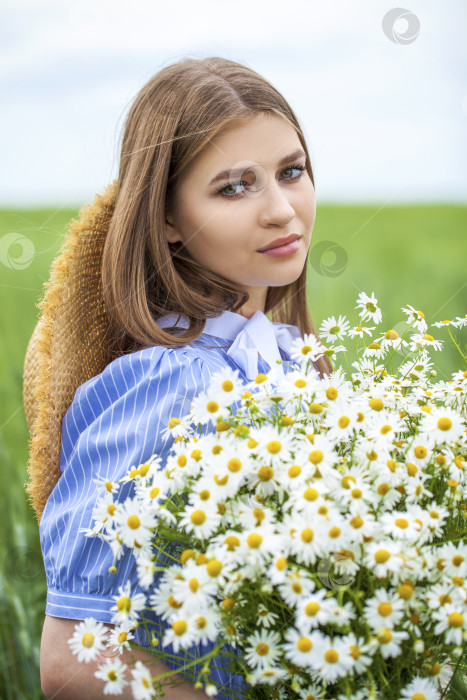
[40,614,209,699]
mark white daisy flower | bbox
[454,313,467,328]
[409,332,443,352]
[278,569,316,608]
[308,631,354,682]
[106,624,135,654]
[432,318,458,328]
[94,657,128,695]
[297,683,325,700]
[190,609,221,645]
[190,389,230,427]
[348,324,376,339]
[248,665,289,685]
[206,366,244,407]
[294,588,339,632]
[113,498,156,549]
[110,581,146,625]
[340,633,375,675]
[178,504,222,540]
[436,542,467,578]
[267,552,293,585]
[421,406,465,445]
[365,411,405,445]
[283,628,317,667]
[281,515,326,567]
[323,400,362,442]
[401,304,428,332]
[319,315,351,344]
[68,618,109,663]
[399,675,440,700]
[130,661,153,700]
[365,541,404,578]
[380,511,423,542]
[363,340,388,360]
[363,589,405,630]
[256,604,280,628]
[356,292,382,325]
[244,629,282,669]
[161,614,198,653]
[376,328,409,353]
[375,627,409,659]
[289,332,327,366]
[433,603,467,645]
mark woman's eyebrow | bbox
[208,148,307,186]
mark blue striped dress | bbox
[40,309,306,698]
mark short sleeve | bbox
[39,345,213,620]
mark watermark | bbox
[317,552,356,590]
[382,8,420,45]
[309,240,348,278]
[3,545,44,584]
[0,232,35,270]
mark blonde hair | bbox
[102,55,332,377]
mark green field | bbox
[0,203,466,699]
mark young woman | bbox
[30,55,332,699]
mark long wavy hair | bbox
[101,55,332,377]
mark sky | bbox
[1,0,466,205]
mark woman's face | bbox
[165,113,316,317]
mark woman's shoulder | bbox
[69,343,210,422]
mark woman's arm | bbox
[40,614,209,700]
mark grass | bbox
[0,202,465,698]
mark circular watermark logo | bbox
[309,240,348,278]
[4,545,44,584]
[382,8,420,45]
[158,392,195,433]
[317,553,356,590]
[0,232,35,270]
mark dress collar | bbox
[156,309,302,380]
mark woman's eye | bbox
[216,164,306,198]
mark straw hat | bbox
[23,179,119,523]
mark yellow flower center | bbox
[228,459,242,472]
[127,515,141,530]
[247,533,263,549]
[82,633,95,648]
[378,602,392,616]
[206,560,222,577]
[324,649,339,664]
[309,450,323,464]
[267,440,281,454]
[305,602,320,616]
[301,528,314,543]
[288,465,301,478]
[374,549,390,563]
[437,417,452,431]
[448,612,464,628]
[369,398,383,411]
[256,643,269,656]
[395,518,409,529]
[116,596,132,613]
[172,620,187,636]
[191,510,206,526]
[258,466,273,481]
[297,637,312,653]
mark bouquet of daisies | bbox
[69,293,467,700]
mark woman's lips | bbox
[258,238,301,258]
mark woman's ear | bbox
[164,212,182,246]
